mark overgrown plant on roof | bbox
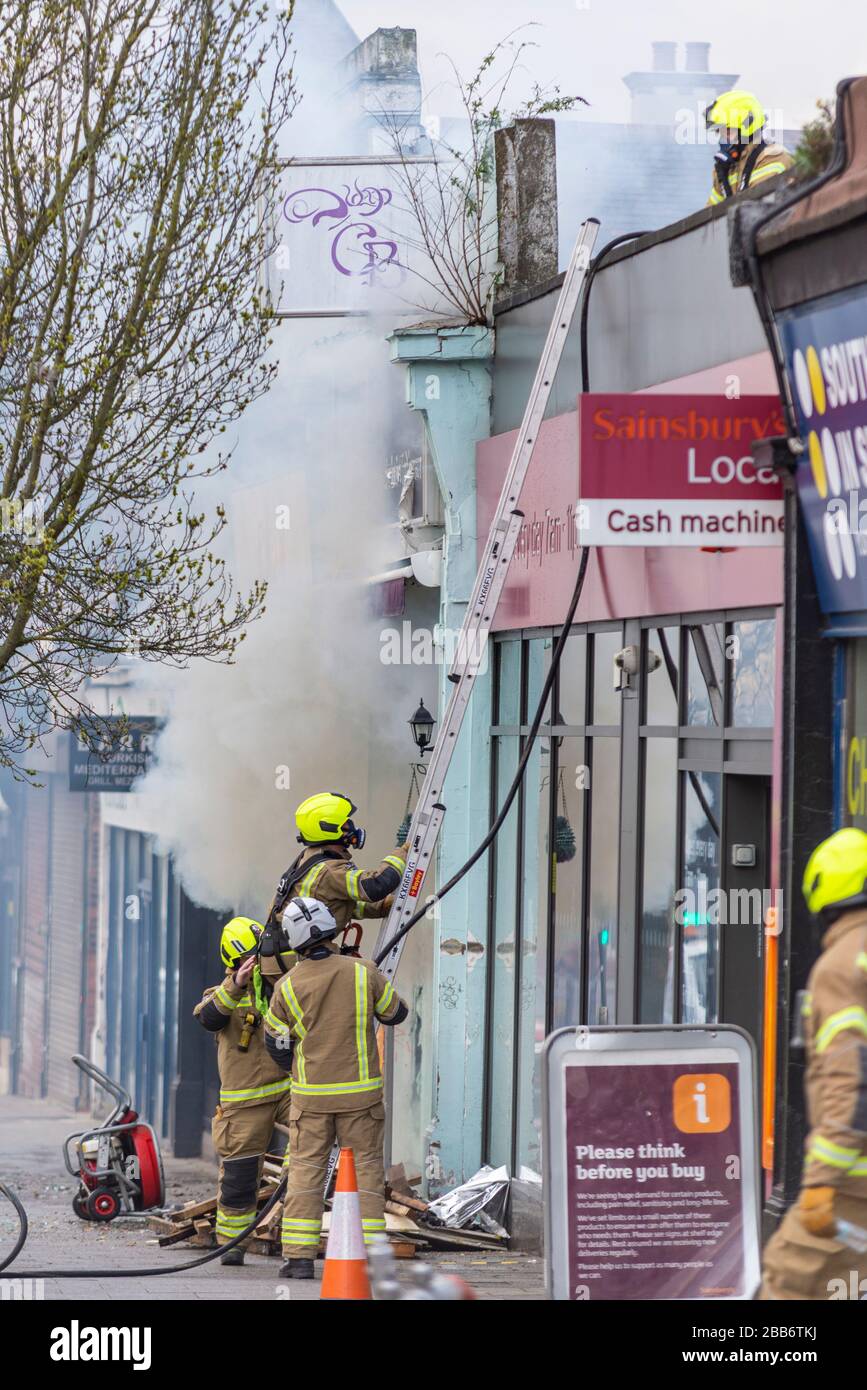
[383,28,586,326]
[793,99,836,180]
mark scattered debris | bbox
[150,1155,510,1257]
[425,1164,510,1240]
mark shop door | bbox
[719,774,770,1050]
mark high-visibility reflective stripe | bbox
[816,1006,867,1054]
[264,1005,290,1036]
[291,1077,384,1096]
[219,1078,292,1104]
[282,1218,322,1228]
[808,1134,861,1169]
[215,986,242,1011]
[280,1232,321,1246]
[298,862,328,897]
[281,977,307,1038]
[362,1218,386,1244]
[346,869,362,898]
[850,1156,867,1176]
[355,901,366,917]
[376,981,395,1015]
[296,1039,307,1086]
[356,962,368,1081]
[383,855,406,872]
[802,994,813,1017]
[857,952,867,975]
[750,161,787,183]
[709,187,725,205]
[217,1209,256,1236]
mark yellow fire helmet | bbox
[802,828,867,918]
[295,791,364,847]
[220,916,264,970]
[705,90,766,139]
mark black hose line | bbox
[580,231,652,394]
[0,1172,287,1279]
[0,1180,28,1274]
[376,547,591,968]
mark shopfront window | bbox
[731,619,776,727]
[645,627,680,725]
[639,737,679,1022]
[556,635,586,726]
[686,624,724,726]
[587,735,621,1023]
[485,606,774,1166]
[551,736,586,1028]
[681,770,722,1024]
[516,733,551,1173]
[592,630,623,725]
[496,638,521,725]
[487,731,520,1168]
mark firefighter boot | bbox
[220,1247,246,1267]
[280,1257,315,1279]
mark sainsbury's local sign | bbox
[578,394,786,547]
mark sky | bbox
[337,0,865,132]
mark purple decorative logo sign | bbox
[283,181,404,287]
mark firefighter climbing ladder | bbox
[372,218,601,981]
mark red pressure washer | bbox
[62,1054,165,1223]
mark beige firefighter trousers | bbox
[212,1092,292,1247]
[280,1099,386,1258]
[760,1193,867,1299]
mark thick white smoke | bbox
[136,315,424,912]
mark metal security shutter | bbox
[45,778,88,1107]
[17,784,51,1097]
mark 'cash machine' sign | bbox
[578,394,786,547]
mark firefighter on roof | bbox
[705,90,793,206]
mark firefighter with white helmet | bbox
[705,90,793,206]
[761,828,867,1298]
[194,916,294,1265]
[262,895,408,1280]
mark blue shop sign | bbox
[779,283,867,626]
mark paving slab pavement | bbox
[0,1095,545,1301]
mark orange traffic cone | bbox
[320,1148,372,1301]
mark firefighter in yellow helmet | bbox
[761,828,867,1299]
[193,916,294,1265]
[705,90,793,207]
[262,792,409,943]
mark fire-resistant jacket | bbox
[262,944,408,1113]
[270,844,407,933]
[707,142,793,205]
[801,909,867,1194]
[194,972,292,1111]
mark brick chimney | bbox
[342,28,423,153]
[623,42,739,127]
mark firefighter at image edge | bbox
[193,916,295,1265]
[705,89,794,206]
[761,828,867,1299]
[263,895,408,1279]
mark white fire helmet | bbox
[281,896,339,952]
